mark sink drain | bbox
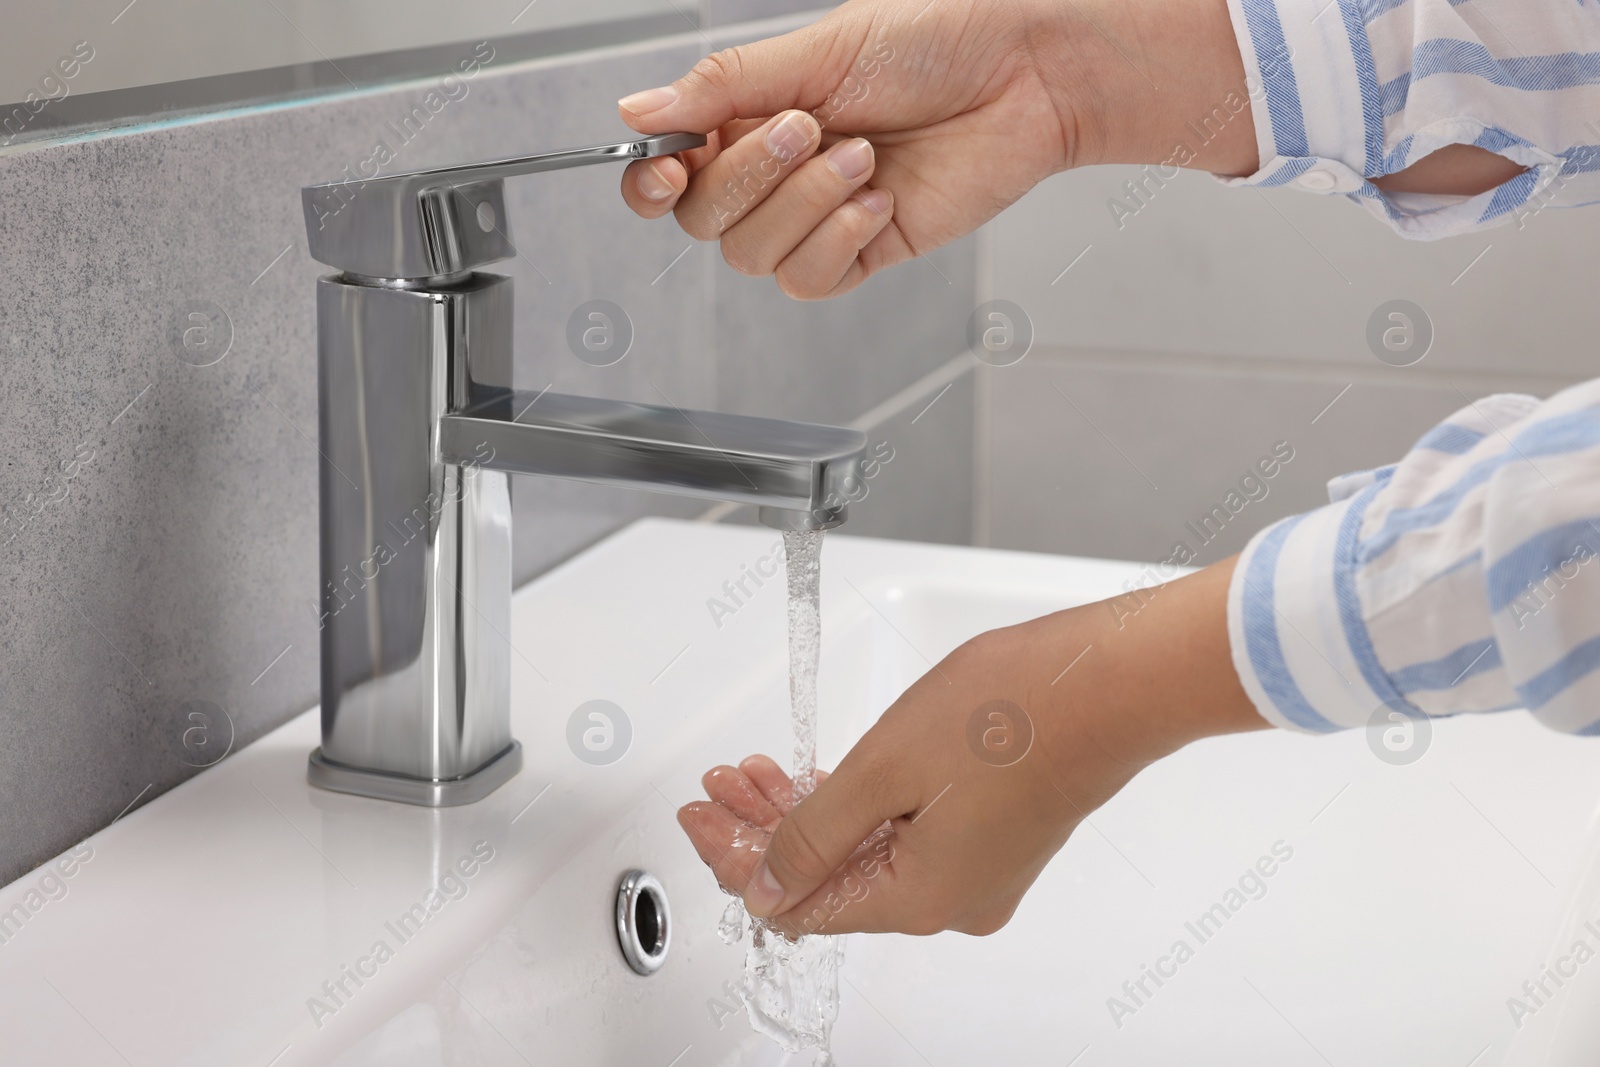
[616,869,671,975]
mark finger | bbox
[621,126,744,219]
[739,754,829,816]
[620,157,688,218]
[616,27,854,135]
[674,110,822,240]
[678,801,769,895]
[774,187,893,300]
[743,741,916,919]
[673,120,768,179]
[738,754,795,813]
[721,138,877,278]
[702,764,781,826]
[676,125,727,175]
[708,119,769,162]
[650,121,767,194]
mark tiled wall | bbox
[980,165,1590,564]
[0,7,978,885]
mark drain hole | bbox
[616,869,671,975]
[635,886,665,955]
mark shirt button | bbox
[1297,169,1338,191]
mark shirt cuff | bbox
[1217,0,1561,239]
[1227,484,1397,733]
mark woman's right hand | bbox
[615,0,1259,299]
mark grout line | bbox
[1020,344,1582,396]
[2,12,810,161]
[973,222,997,547]
[973,350,994,547]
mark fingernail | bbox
[765,110,818,162]
[826,138,874,182]
[854,188,892,215]
[618,85,679,116]
[744,861,787,917]
[637,161,675,201]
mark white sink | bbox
[2,518,1598,1066]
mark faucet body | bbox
[302,137,866,805]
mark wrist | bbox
[1027,0,1260,176]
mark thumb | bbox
[617,25,849,135]
[744,750,908,918]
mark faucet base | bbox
[307,742,523,807]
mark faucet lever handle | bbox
[302,133,707,280]
[388,133,706,190]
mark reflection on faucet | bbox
[314,443,496,633]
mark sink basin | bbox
[2,518,1598,1066]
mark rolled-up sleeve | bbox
[1228,378,1600,734]
[1219,0,1600,238]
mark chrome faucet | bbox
[299,135,867,806]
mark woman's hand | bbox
[616,0,1258,299]
[678,556,1269,937]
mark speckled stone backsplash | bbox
[0,10,978,884]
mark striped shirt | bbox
[1221,1,1600,734]
[1229,381,1600,734]
[1220,0,1600,237]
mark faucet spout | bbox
[441,390,865,530]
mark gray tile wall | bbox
[704,0,823,25]
[0,7,981,885]
[980,165,1592,558]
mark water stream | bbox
[784,528,824,801]
[717,529,845,1065]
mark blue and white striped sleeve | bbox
[1228,379,1600,734]
[1219,0,1600,237]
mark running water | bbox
[784,529,824,801]
[717,529,845,1066]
